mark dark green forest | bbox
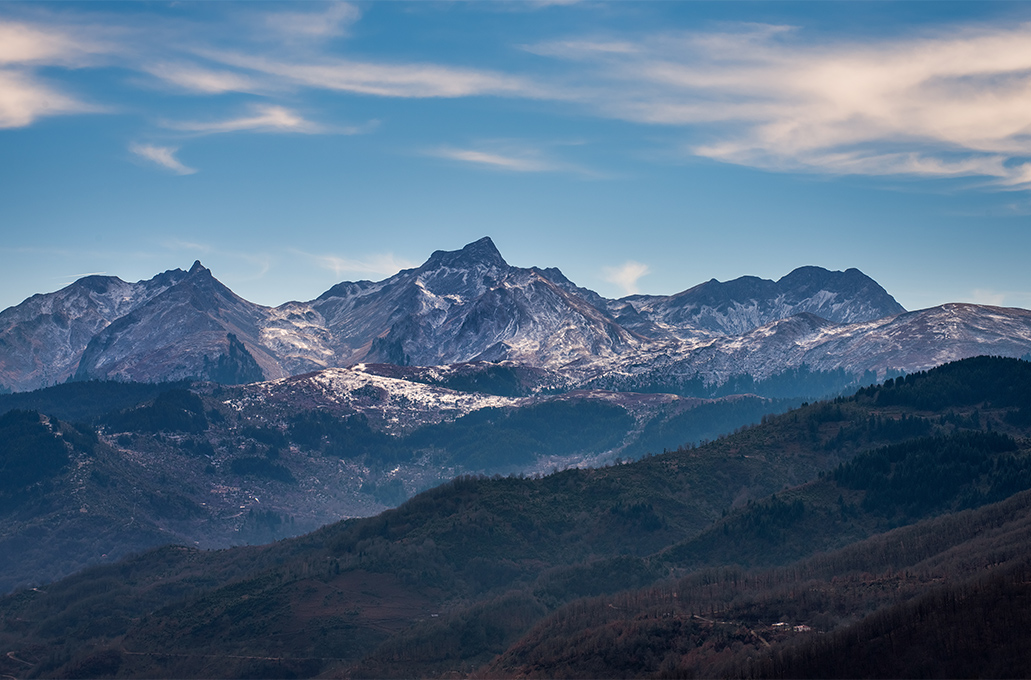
[0,411,73,511]
[0,381,188,424]
[588,363,905,401]
[102,389,209,434]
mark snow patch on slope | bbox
[227,365,523,432]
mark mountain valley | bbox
[1,357,1030,678]
[0,367,792,593]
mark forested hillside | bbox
[0,356,1029,678]
[0,376,792,593]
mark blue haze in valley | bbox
[2,1,1031,314]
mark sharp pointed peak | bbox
[188,260,209,275]
[424,236,508,269]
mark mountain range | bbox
[2,235,1031,677]
[7,236,1025,397]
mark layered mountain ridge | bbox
[4,357,1031,678]
[615,264,906,337]
[0,268,188,392]
[74,261,279,386]
[2,236,1029,395]
[300,236,645,371]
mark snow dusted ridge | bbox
[72,262,287,386]
[2,236,1030,394]
[227,365,524,433]
[237,238,919,384]
[596,304,1031,391]
[0,268,188,392]
[222,363,695,445]
[291,236,645,371]
[611,265,906,339]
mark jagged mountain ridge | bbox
[1,236,1028,394]
[615,265,906,338]
[73,261,285,385]
[0,268,188,392]
[299,236,646,370]
[595,303,1031,393]
[60,238,652,388]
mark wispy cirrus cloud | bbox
[142,62,263,95]
[431,146,559,173]
[164,104,325,134]
[428,140,602,177]
[263,2,361,41]
[297,250,418,279]
[195,49,542,99]
[129,143,196,175]
[143,50,538,101]
[161,238,213,253]
[0,18,109,127]
[531,23,1031,186]
[604,260,650,295]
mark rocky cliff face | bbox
[0,268,188,392]
[271,237,648,371]
[73,262,280,385]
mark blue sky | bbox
[2,1,1031,313]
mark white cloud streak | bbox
[0,69,90,128]
[143,62,262,95]
[533,24,1031,186]
[196,49,541,99]
[299,250,418,278]
[0,19,109,66]
[604,260,650,295]
[431,146,559,173]
[427,140,603,177]
[0,18,109,127]
[59,271,106,280]
[527,0,585,7]
[161,238,213,253]
[129,143,196,175]
[265,2,361,41]
[165,104,324,134]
